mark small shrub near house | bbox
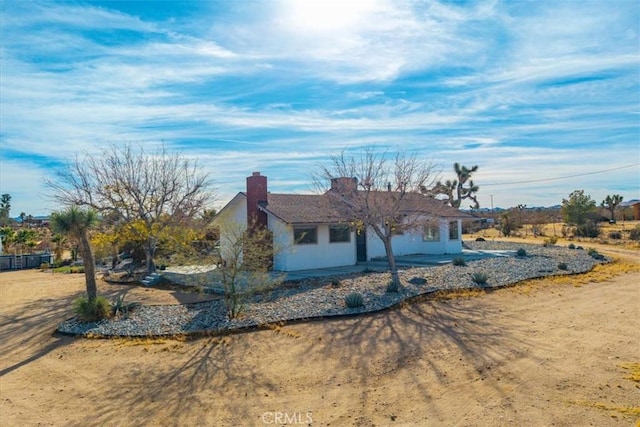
[471,272,488,285]
[557,262,568,271]
[344,292,364,308]
[516,248,527,257]
[452,256,466,266]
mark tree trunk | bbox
[145,237,157,274]
[79,233,98,301]
[383,237,400,287]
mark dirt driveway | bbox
[1,248,638,426]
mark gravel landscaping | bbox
[57,241,608,338]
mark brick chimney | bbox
[246,172,268,229]
[330,177,358,194]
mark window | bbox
[294,226,317,244]
[449,221,459,240]
[329,225,351,243]
[423,223,440,241]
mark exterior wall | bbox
[365,219,463,259]
[270,219,357,271]
[215,195,248,262]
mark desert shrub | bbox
[587,248,606,260]
[73,296,112,323]
[575,221,600,238]
[331,279,341,288]
[452,256,466,266]
[344,292,364,308]
[607,231,622,240]
[471,272,488,285]
[567,243,576,249]
[112,294,141,317]
[544,236,558,246]
[576,246,584,250]
[557,262,568,271]
[516,248,527,257]
[475,237,486,242]
[40,262,50,270]
[629,225,640,241]
[386,281,399,293]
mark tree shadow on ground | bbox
[80,333,278,426]
[295,293,547,423]
[0,292,83,376]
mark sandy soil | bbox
[1,247,639,426]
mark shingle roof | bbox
[260,191,475,224]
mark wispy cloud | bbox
[0,0,638,214]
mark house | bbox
[215,172,475,272]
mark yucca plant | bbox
[344,292,364,308]
[452,256,466,266]
[471,272,488,285]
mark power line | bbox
[482,163,640,187]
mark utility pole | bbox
[490,194,494,225]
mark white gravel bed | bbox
[57,242,607,338]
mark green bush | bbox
[73,296,112,323]
[386,281,399,293]
[344,292,364,308]
[575,221,600,238]
[567,243,576,249]
[587,248,606,260]
[452,256,466,266]
[516,248,527,257]
[557,262,568,271]
[330,279,341,288]
[471,272,488,285]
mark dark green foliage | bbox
[516,248,527,257]
[331,279,341,288]
[575,221,600,238]
[73,296,112,322]
[452,256,467,266]
[471,272,488,285]
[567,243,576,249]
[557,262,568,271]
[344,292,364,308]
[386,281,399,293]
[587,248,606,260]
[562,190,597,227]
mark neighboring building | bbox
[215,172,475,272]
[632,202,640,221]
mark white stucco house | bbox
[214,172,476,272]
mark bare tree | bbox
[315,148,440,287]
[46,143,214,274]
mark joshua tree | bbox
[601,194,623,222]
[427,163,480,209]
[50,206,99,300]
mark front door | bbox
[356,229,367,262]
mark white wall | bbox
[365,219,463,259]
[270,220,357,271]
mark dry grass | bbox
[619,363,640,383]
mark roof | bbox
[260,191,475,225]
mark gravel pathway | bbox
[57,242,608,338]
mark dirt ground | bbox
[1,245,639,426]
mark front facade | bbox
[215,172,474,272]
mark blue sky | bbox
[1,0,639,216]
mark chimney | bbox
[330,177,358,194]
[246,172,268,229]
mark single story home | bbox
[215,172,475,272]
